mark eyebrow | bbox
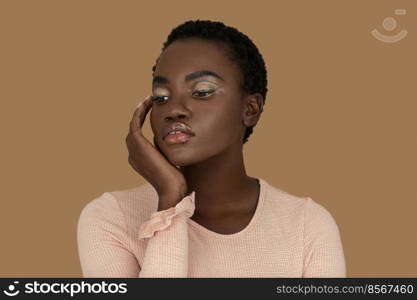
[152,70,224,86]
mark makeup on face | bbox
[151,70,223,103]
[164,131,193,145]
[152,70,224,86]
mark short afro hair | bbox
[151,20,268,144]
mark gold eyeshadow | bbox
[151,80,219,103]
[193,83,217,90]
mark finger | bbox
[138,96,153,128]
[132,96,151,131]
[130,95,152,133]
[153,136,163,152]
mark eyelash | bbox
[151,90,215,103]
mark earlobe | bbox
[242,94,263,127]
[243,114,256,127]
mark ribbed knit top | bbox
[77,178,346,277]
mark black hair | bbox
[152,19,268,144]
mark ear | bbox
[242,93,264,127]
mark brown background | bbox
[0,0,415,277]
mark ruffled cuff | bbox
[138,191,196,240]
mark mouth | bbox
[162,122,195,145]
[163,131,194,145]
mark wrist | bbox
[157,193,184,212]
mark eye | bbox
[151,95,168,103]
[192,89,215,98]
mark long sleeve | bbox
[302,198,346,277]
[137,191,195,278]
[77,190,196,278]
[77,192,140,277]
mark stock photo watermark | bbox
[371,8,408,43]
[2,280,128,297]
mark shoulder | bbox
[262,180,311,220]
[261,179,341,235]
[78,182,159,235]
[303,197,342,241]
[77,191,120,226]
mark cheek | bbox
[198,106,242,144]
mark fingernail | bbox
[136,100,144,108]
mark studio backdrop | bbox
[0,0,415,277]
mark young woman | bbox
[77,20,346,278]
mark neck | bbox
[179,144,255,219]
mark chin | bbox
[162,145,214,167]
[158,136,224,167]
[165,151,201,167]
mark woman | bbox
[77,20,346,278]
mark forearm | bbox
[139,214,190,277]
[137,192,195,278]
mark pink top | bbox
[77,178,346,277]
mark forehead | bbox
[154,38,242,85]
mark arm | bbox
[302,198,346,277]
[77,192,140,277]
[137,191,195,278]
[77,191,195,278]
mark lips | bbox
[162,122,195,141]
[164,132,193,145]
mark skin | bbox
[127,37,264,234]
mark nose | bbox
[163,96,191,121]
